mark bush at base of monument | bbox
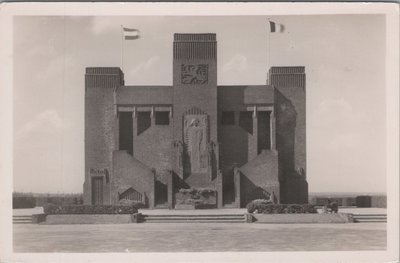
[118,199,145,209]
[44,205,139,215]
[175,188,217,209]
[247,200,317,214]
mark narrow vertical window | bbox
[155,111,170,125]
[119,112,133,155]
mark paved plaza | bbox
[13,222,386,253]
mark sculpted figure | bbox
[187,118,206,172]
[268,191,276,204]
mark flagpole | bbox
[121,25,124,72]
[267,19,271,84]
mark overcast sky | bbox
[13,15,386,194]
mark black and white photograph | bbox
[0,2,398,263]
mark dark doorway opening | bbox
[223,168,236,207]
[91,177,104,205]
[155,180,168,208]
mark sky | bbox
[13,15,386,194]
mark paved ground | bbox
[13,222,386,252]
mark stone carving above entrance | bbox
[184,113,208,174]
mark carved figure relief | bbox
[184,114,208,173]
[181,64,208,84]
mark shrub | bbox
[246,200,317,214]
[118,199,145,208]
[44,205,138,215]
[176,188,217,208]
[13,196,36,209]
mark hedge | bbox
[247,200,317,214]
[13,192,84,207]
[36,196,83,206]
[13,196,36,209]
[44,205,138,215]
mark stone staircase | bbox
[13,215,33,224]
[141,213,246,223]
[353,214,387,223]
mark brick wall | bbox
[239,150,279,206]
[116,86,172,105]
[217,85,275,173]
[133,120,173,184]
[112,151,155,208]
[270,67,307,204]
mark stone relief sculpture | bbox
[181,64,209,84]
[184,115,208,173]
[297,167,306,178]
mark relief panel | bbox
[184,114,209,173]
[181,64,209,84]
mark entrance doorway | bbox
[91,177,104,205]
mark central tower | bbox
[172,33,218,187]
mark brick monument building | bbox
[83,33,308,208]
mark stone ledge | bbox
[32,213,47,224]
[248,213,354,224]
[42,213,142,224]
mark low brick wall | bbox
[248,213,353,224]
[43,214,141,224]
[32,213,47,223]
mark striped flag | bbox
[269,21,284,33]
[122,27,140,40]
[269,21,276,33]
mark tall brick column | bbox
[270,110,276,150]
[249,106,258,160]
[172,33,218,187]
[217,170,223,208]
[234,167,241,208]
[167,170,174,209]
[83,67,124,205]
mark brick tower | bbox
[172,33,218,188]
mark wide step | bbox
[13,215,33,224]
[142,214,246,223]
[353,214,387,223]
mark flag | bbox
[122,27,140,40]
[269,21,284,33]
[269,21,276,33]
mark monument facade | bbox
[83,33,308,208]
